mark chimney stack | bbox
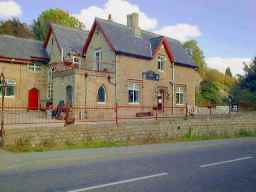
[127,13,141,36]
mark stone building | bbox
[0,13,201,118]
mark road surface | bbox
[0,138,256,192]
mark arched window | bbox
[97,85,106,103]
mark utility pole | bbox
[0,72,6,146]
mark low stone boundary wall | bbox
[3,112,256,146]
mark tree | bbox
[0,18,34,38]
[183,40,207,77]
[231,57,256,108]
[196,80,222,106]
[225,67,232,77]
[32,8,84,40]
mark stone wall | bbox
[3,112,256,146]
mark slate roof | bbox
[95,18,196,68]
[0,35,48,60]
[50,23,89,56]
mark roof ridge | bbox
[95,17,181,43]
[0,34,43,44]
[50,23,88,33]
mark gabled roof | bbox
[0,35,48,62]
[83,18,196,68]
[44,23,89,56]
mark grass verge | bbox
[3,129,256,153]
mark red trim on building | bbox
[43,24,52,48]
[82,21,97,55]
[0,55,48,65]
[152,37,175,63]
[0,55,32,64]
[31,56,49,62]
[162,37,175,63]
[43,24,62,52]
[82,20,116,55]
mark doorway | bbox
[28,88,39,110]
[66,85,73,105]
[157,89,165,112]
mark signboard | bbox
[143,70,160,81]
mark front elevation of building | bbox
[0,13,201,118]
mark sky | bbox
[0,0,255,75]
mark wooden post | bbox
[115,103,118,126]
[185,103,188,118]
[0,72,5,146]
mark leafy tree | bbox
[196,80,222,106]
[231,57,256,108]
[33,8,84,40]
[0,18,34,38]
[183,40,207,77]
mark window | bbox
[47,69,53,100]
[95,49,102,71]
[97,85,106,103]
[72,56,80,65]
[0,80,16,97]
[176,86,185,105]
[128,83,140,104]
[157,55,165,71]
[28,62,41,72]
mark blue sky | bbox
[0,0,255,75]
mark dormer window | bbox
[72,56,80,65]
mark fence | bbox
[0,103,238,131]
[0,104,189,128]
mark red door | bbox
[28,88,39,110]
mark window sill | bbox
[128,102,140,105]
[97,102,106,105]
[176,104,185,106]
[3,96,15,99]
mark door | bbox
[66,85,73,105]
[28,88,39,110]
[157,90,165,112]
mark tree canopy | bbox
[32,8,84,40]
[231,57,256,108]
[183,40,207,77]
[0,18,34,39]
[183,40,236,106]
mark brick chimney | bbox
[127,13,141,36]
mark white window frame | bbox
[157,55,165,72]
[128,83,140,104]
[0,79,16,98]
[176,86,185,105]
[72,56,80,65]
[28,62,41,72]
[95,49,102,72]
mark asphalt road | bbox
[0,138,256,192]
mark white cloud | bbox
[74,0,157,30]
[0,1,22,19]
[74,0,202,42]
[206,57,251,75]
[155,24,202,42]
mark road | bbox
[0,138,256,192]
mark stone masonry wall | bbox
[3,112,256,146]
